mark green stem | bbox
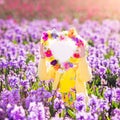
[4,68,10,90]
[5,74,10,90]
[0,81,2,92]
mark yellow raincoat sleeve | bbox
[75,56,92,94]
[38,58,55,80]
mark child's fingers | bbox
[40,43,43,50]
[40,43,45,57]
[79,46,85,57]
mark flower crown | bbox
[40,28,85,72]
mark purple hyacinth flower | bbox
[88,95,98,108]
[0,108,5,120]
[53,98,64,111]
[75,101,85,111]
[115,88,120,102]
[28,102,45,120]
[112,108,120,120]
[104,88,112,102]
[76,111,87,120]
[76,94,85,102]
[7,104,26,120]
[11,89,20,104]
[102,60,109,67]
[99,66,107,75]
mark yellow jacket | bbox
[38,56,92,94]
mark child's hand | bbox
[40,43,45,58]
[79,45,85,58]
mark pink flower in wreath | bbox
[76,40,84,47]
[42,32,48,41]
[60,35,65,41]
[73,53,80,58]
[45,49,52,57]
[63,62,70,70]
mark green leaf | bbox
[12,40,17,44]
[48,81,53,92]
[93,75,101,86]
[23,40,29,45]
[106,69,111,74]
[59,110,66,117]
[31,81,39,90]
[104,49,114,59]
[26,54,35,64]
[87,87,93,95]
[49,102,56,117]
[106,115,110,120]
[112,101,119,108]
[87,40,94,47]
[67,109,76,119]
[86,106,90,112]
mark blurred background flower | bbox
[0,0,120,22]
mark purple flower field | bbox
[0,19,120,120]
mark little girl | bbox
[38,30,92,105]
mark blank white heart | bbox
[48,38,77,64]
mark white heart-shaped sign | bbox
[49,38,77,64]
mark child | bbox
[38,30,92,106]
